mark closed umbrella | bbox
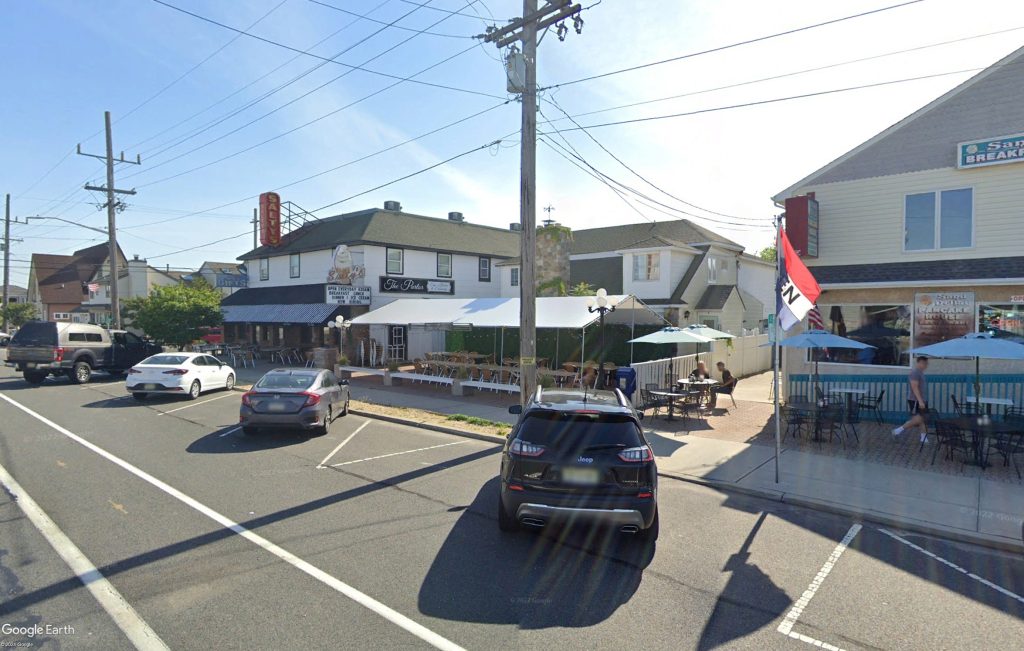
[910,331,1024,404]
[778,329,875,391]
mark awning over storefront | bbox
[348,295,664,329]
[222,303,340,324]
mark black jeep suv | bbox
[498,387,658,540]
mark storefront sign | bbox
[783,195,818,258]
[914,292,975,348]
[1011,295,1024,304]
[326,244,365,285]
[957,133,1024,169]
[325,285,371,305]
[216,273,248,288]
[259,192,281,247]
[379,276,454,295]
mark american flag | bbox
[807,305,825,330]
[87,282,100,293]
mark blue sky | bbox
[4,0,1024,286]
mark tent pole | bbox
[500,327,505,364]
[555,328,560,369]
[581,325,586,363]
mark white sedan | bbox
[126,352,236,400]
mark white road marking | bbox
[0,393,466,651]
[219,426,241,438]
[157,391,236,415]
[332,441,468,467]
[777,523,861,651]
[0,462,169,651]
[316,419,371,469]
[879,528,1024,605]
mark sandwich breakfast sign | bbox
[957,133,1024,169]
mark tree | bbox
[758,246,777,262]
[123,279,222,348]
[2,302,37,329]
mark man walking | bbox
[893,356,929,442]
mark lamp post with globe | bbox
[586,289,616,389]
[327,315,350,358]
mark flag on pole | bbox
[807,305,825,330]
[776,226,821,331]
[87,282,100,293]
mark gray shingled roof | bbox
[569,257,623,294]
[696,285,737,310]
[812,256,1024,285]
[221,283,328,306]
[238,209,520,260]
[570,220,738,255]
[776,45,1024,194]
[669,248,708,304]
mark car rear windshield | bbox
[516,412,643,450]
[140,355,190,365]
[11,322,57,346]
[256,373,317,390]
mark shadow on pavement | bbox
[187,426,321,453]
[417,477,654,629]
[644,430,686,457]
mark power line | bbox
[397,0,507,21]
[540,0,927,91]
[308,0,475,38]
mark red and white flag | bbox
[807,305,825,330]
[87,282,100,293]
[776,226,821,331]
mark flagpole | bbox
[774,214,783,484]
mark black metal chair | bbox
[989,408,1024,478]
[951,395,980,417]
[858,389,886,424]
[816,405,846,447]
[932,420,973,468]
[838,399,861,444]
[643,383,668,418]
[782,406,811,441]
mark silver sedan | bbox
[239,368,350,436]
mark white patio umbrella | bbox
[910,331,1024,404]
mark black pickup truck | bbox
[6,321,161,384]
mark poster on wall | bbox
[914,292,975,348]
[326,244,366,285]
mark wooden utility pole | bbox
[78,112,140,329]
[252,207,259,250]
[1,195,25,332]
[483,0,583,406]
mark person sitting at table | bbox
[689,361,709,381]
[709,361,737,409]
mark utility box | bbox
[506,50,526,94]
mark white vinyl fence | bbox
[631,334,770,388]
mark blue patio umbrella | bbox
[778,329,875,391]
[910,331,1024,403]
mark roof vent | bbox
[448,212,464,222]
[133,254,140,261]
[509,223,522,232]
[383,200,402,211]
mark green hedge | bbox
[445,324,667,366]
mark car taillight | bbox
[54,347,64,362]
[301,392,320,407]
[241,392,253,407]
[162,369,188,375]
[618,446,654,462]
[637,491,653,499]
[127,368,142,374]
[509,439,545,457]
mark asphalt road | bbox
[0,365,1022,650]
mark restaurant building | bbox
[226,202,519,360]
[773,45,1024,414]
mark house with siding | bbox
[772,44,1024,413]
[26,244,126,322]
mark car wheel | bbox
[132,392,148,401]
[71,361,92,384]
[340,396,350,416]
[224,373,235,391]
[638,508,659,542]
[497,492,519,532]
[318,406,333,435]
[23,371,47,385]
[188,380,201,400]
[242,426,259,436]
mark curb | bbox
[348,408,507,445]
[657,470,1024,554]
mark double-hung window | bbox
[479,257,491,282]
[510,267,520,287]
[259,257,269,281]
[707,257,719,283]
[387,248,404,275]
[437,253,452,278]
[632,253,659,281]
[904,188,973,251]
[289,253,301,278]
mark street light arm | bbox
[28,215,108,235]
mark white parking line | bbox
[219,426,241,438]
[777,523,861,651]
[0,462,169,650]
[157,391,236,415]
[879,528,1024,605]
[332,441,468,467]
[0,393,465,651]
[316,420,371,469]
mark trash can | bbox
[614,367,637,404]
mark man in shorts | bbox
[893,356,929,442]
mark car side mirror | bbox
[508,404,522,415]
[339,379,349,386]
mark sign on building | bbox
[259,192,281,247]
[914,292,975,348]
[326,245,365,285]
[325,285,371,305]
[379,277,454,295]
[216,273,248,288]
[783,195,818,258]
[957,133,1024,169]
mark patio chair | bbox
[951,395,980,417]
[838,399,861,444]
[932,420,973,468]
[677,391,703,421]
[857,389,885,424]
[816,405,846,448]
[782,405,811,441]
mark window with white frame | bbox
[436,252,452,278]
[478,257,491,282]
[259,257,269,281]
[289,253,301,278]
[904,188,973,251]
[510,267,520,287]
[707,257,719,283]
[632,253,660,281]
[810,304,912,367]
[386,248,404,275]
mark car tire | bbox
[340,396,350,416]
[132,392,148,401]
[318,406,333,435]
[188,380,201,400]
[638,508,659,542]
[23,371,47,385]
[242,426,259,436]
[224,374,235,391]
[71,361,92,384]
[497,492,519,532]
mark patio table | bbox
[943,416,1023,468]
[649,390,694,421]
[785,400,842,442]
[829,387,866,414]
[964,395,1014,415]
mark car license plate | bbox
[25,363,36,369]
[144,384,158,390]
[267,401,287,412]
[562,467,599,485]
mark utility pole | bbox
[483,0,583,406]
[1,195,26,332]
[77,111,140,329]
[252,207,258,250]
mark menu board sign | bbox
[914,292,975,348]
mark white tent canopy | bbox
[349,295,664,329]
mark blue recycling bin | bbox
[614,367,637,403]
